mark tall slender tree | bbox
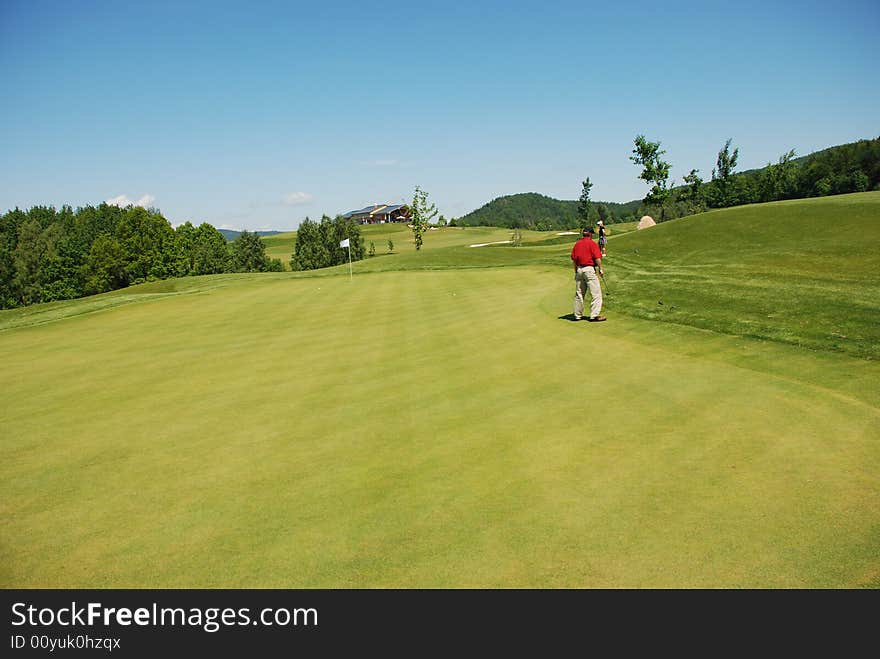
[630,135,672,221]
[711,138,740,207]
[577,178,593,227]
[411,186,437,251]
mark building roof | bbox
[343,204,385,218]
[343,203,412,218]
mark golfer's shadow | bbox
[558,313,581,322]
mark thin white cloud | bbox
[372,159,398,166]
[106,194,155,208]
[284,192,314,206]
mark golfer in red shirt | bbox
[570,227,606,321]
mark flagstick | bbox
[348,244,352,281]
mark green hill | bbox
[1,193,877,588]
[260,230,297,265]
[219,228,286,242]
[605,191,880,358]
[455,192,640,230]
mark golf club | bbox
[600,271,611,295]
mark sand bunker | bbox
[469,240,512,248]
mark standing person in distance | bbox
[597,220,608,257]
[571,226,606,322]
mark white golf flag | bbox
[339,238,350,248]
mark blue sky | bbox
[1,0,878,230]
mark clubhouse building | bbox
[342,203,411,224]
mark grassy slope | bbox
[261,231,297,267]
[262,225,519,269]
[605,192,880,358]
[1,194,878,588]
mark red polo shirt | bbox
[571,236,602,267]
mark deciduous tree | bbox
[193,223,232,274]
[85,234,127,294]
[630,135,672,221]
[411,186,437,251]
[759,149,797,202]
[13,219,50,305]
[711,138,740,207]
[116,207,183,283]
[291,217,328,271]
[681,168,704,213]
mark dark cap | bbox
[582,226,594,236]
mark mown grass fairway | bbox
[261,223,534,268]
[1,195,878,587]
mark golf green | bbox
[2,262,878,587]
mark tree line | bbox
[624,135,880,224]
[0,203,281,310]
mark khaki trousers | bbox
[574,266,603,319]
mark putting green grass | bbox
[2,268,879,587]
